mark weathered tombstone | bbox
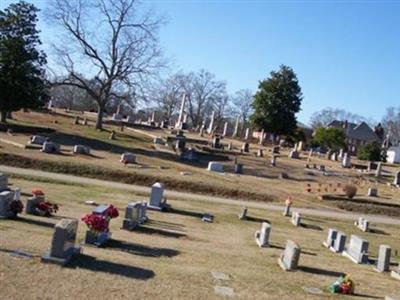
[122,202,141,230]
[342,235,369,264]
[42,219,80,266]
[367,187,378,197]
[41,142,60,153]
[26,195,45,215]
[356,217,369,232]
[234,163,243,174]
[375,162,382,177]
[148,182,167,211]
[288,150,299,159]
[222,122,228,137]
[257,149,264,157]
[278,240,301,271]
[232,116,239,138]
[120,152,136,164]
[291,212,301,227]
[0,191,15,219]
[244,128,250,140]
[374,245,391,273]
[330,231,347,253]
[330,152,338,161]
[30,135,47,146]
[391,263,400,280]
[241,142,249,153]
[255,222,271,247]
[238,207,247,220]
[207,161,224,172]
[0,173,8,191]
[323,228,338,248]
[73,145,90,155]
[394,171,400,186]
[175,93,186,129]
[342,153,351,168]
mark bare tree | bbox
[184,69,226,127]
[230,89,253,126]
[46,0,164,129]
[150,72,186,120]
[382,106,400,146]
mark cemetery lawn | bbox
[0,176,399,299]
[1,110,399,217]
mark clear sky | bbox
[1,0,400,125]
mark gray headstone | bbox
[290,212,301,227]
[255,222,271,247]
[238,207,247,220]
[122,202,141,230]
[149,182,165,209]
[331,231,346,253]
[278,240,301,271]
[342,153,351,168]
[0,191,15,218]
[42,141,60,153]
[207,162,224,172]
[257,149,264,157]
[0,173,8,191]
[283,205,291,217]
[367,187,378,197]
[288,150,299,159]
[375,162,382,177]
[73,145,90,155]
[323,228,338,248]
[120,152,136,163]
[343,235,369,264]
[26,195,45,215]
[375,245,391,272]
[30,135,46,145]
[42,218,80,265]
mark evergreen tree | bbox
[0,1,48,122]
[251,65,302,136]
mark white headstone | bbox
[342,235,369,264]
[278,240,301,271]
[255,222,271,247]
[222,122,228,137]
[232,116,239,138]
[207,111,215,134]
[375,245,391,272]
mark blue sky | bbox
[1,0,400,125]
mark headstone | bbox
[375,162,382,177]
[0,173,8,191]
[73,145,90,155]
[214,286,235,297]
[234,163,243,174]
[122,202,141,230]
[259,129,264,145]
[41,142,60,154]
[207,162,224,172]
[330,231,347,253]
[391,263,400,280]
[175,93,186,129]
[288,150,299,159]
[222,122,228,137]
[297,141,304,151]
[278,240,301,271]
[323,228,338,248]
[207,111,215,134]
[232,116,239,138]
[42,219,80,266]
[212,136,221,149]
[227,142,233,150]
[202,213,214,223]
[199,125,205,137]
[120,152,136,164]
[356,217,369,232]
[257,149,264,157]
[367,187,378,197]
[393,171,400,186]
[270,155,276,167]
[319,165,326,172]
[255,222,271,247]
[342,235,369,264]
[238,207,247,220]
[109,130,116,140]
[342,153,351,168]
[283,204,291,217]
[14,187,21,201]
[244,128,250,140]
[0,191,15,219]
[112,113,122,121]
[153,137,164,145]
[29,135,47,146]
[148,182,167,211]
[26,195,45,215]
[330,152,338,161]
[241,142,249,153]
[47,100,53,110]
[307,149,313,162]
[374,245,391,272]
[338,148,344,159]
[291,212,301,227]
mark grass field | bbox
[0,110,399,216]
[0,176,399,299]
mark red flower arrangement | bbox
[32,188,44,196]
[36,201,59,216]
[81,205,119,233]
[9,200,24,216]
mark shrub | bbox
[357,142,382,161]
[343,185,357,199]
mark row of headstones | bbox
[43,182,169,265]
[29,135,90,155]
[323,229,399,278]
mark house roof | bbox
[328,120,381,142]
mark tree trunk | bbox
[1,111,7,123]
[95,105,104,130]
